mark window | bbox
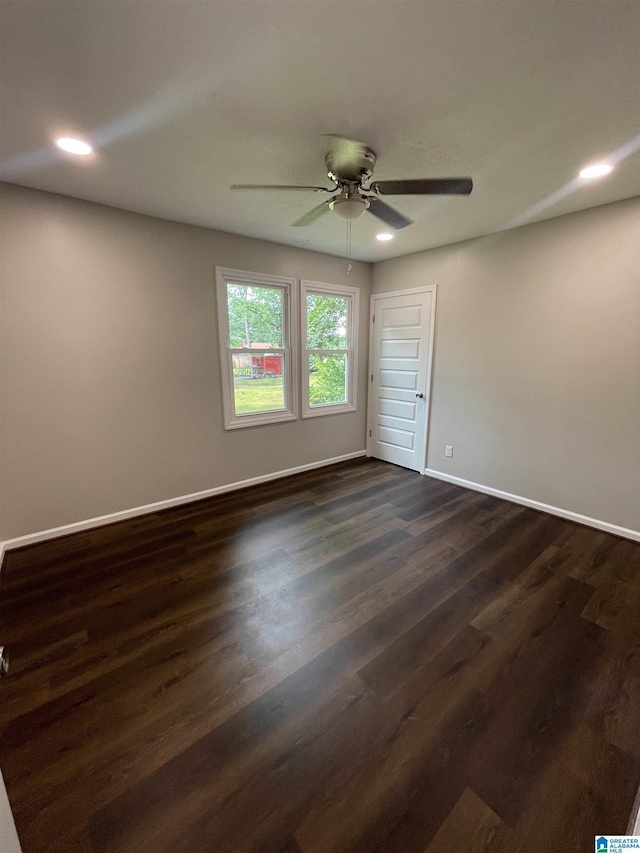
[216,268,297,429]
[301,280,359,418]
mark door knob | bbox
[415,393,424,398]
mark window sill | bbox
[224,411,298,430]
[302,403,357,419]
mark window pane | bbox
[227,283,283,348]
[309,354,347,406]
[306,293,348,349]
[233,353,285,414]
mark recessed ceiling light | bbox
[56,137,92,156]
[579,163,613,180]
[376,233,394,241]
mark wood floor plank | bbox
[88,676,395,853]
[512,722,637,853]
[358,511,565,699]
[465,604,606,831]
[424,787,521,853]
[0,458,638,853]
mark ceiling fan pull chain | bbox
[345,217,352,276]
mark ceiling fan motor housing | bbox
[324,144,377,183]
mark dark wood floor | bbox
[1,458,639,853]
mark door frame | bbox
[366,285,438,474]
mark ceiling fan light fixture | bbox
[329,194,369,221]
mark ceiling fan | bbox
[231,135,473,230]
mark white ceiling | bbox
[1,1,639,262]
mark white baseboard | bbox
[628,783,640,835]
[424,469,640,543]
[0,451,367,559]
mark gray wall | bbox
[2,184,638,541]
[0,183,371,540]
[373,197,640,532]
[0,773,20,853]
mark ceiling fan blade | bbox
[292,200,332,227]
[231,184,330,192]
[367,197,413,230]
[373,178,473,196]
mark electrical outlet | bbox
[445,445,453,458]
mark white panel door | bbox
[368,288,435,472]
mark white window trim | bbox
[216,267,298,429]
[301,279,359,419]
